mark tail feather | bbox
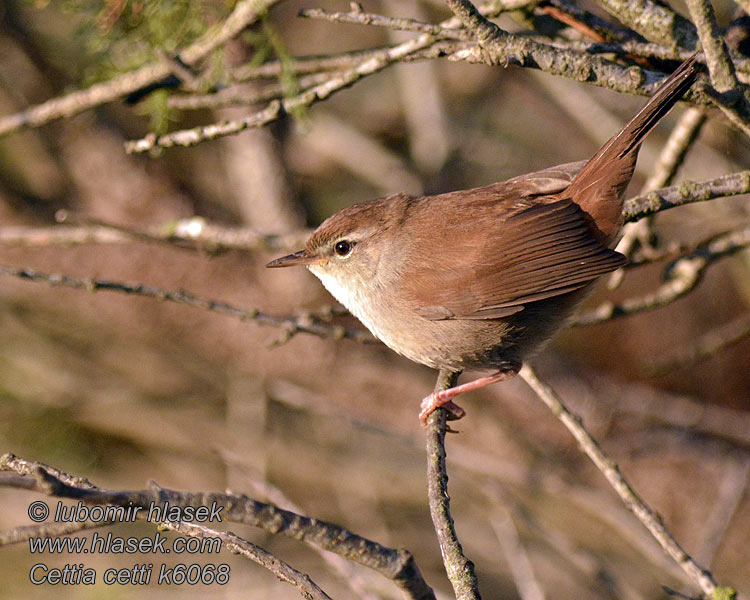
[563,55,700,243]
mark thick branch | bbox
[0,454,435,600]
[592,0,698,49]
[685,0,750,137]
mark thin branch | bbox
[649,313,750,375]
[425,369,481,600]
[489,503,546,600]
[609,106,707,288]
[0,0,283,138]
[574,226,750,326]
[641,109,708,196]
[0,454,436,600]
[518,365,722,599]
[0,266,377,344]
[125,31,444,152]
[0,218,310,253]
[227,40,750,83]
[686,0,740,93]
[167,73,334,110]
[227,44,478,82]
[298,7,473,40]
[0,520,112,547]
[162,521,334,600]
[124,0,719,152]
[623,171,750,221]
[523,41,750,82]
[0,170,744,252]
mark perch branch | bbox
[425,369,481,600]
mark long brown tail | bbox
[563,55,700,243]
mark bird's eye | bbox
[334,240,354,256]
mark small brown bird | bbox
[268,57,699,425]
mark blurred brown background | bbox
[0,1,748,598]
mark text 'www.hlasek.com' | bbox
[25,500,230,586]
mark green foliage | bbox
[29,0,231,81]
[144,87,171,135]
[713,587,737,600]
[24,1,307,131]
[260,15,308,124]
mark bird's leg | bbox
[419,363,521,426]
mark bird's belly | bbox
[310,267,523,370]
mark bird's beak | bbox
[265,250,321,268]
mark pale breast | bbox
[308,264,519,370]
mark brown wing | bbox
[405,199,626,321]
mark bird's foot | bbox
[418,365,521,427]
[419,395,466,426]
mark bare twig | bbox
[686,0,740,93]
[518,365,722,599]
[0,454,436,600]
[299,7,472,40]
[0,219,310,252]
[489,501,546,600]
[167,73,333,110]
[162,521,334,600]
[0,170,745,252]
[0,518,111,547]
[227,44,473,81]
[685,0,750,137]
[609,106,707,288]
[425,369,481,600]
[0,266,376,344]
[0,0,283,138]
[650,313,750,375]
[623,171,750,221]
[122,0,516,153]
[125,31,443,152]
[575,227,750,327]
